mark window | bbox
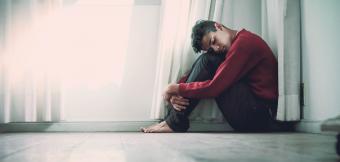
[47,0,161,121]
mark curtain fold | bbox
[261,0,301,121]
[150,0,226,123]
[0,0,63,123]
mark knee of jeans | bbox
[197,53,223,70]
[196,54,210,67]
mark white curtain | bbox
[150,0,226,123]
[0,0,63,123]
[152,0,301,122]
[261,0,301,121]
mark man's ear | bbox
[214,23,223,31]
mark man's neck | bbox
[230,29,238,41]
[224,27,238,42]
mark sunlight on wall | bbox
[5,0,133,90]
[3,0,160,121]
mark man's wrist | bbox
[167,84,179,95]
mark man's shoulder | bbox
[234,29,268,49]
[238,29,262,41]
[232,31,259,49]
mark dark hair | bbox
[191,20,217,53]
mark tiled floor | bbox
[0,132,338,162]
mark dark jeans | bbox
[164,53,277,132]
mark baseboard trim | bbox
[295,120,322,133]
[295,120,336,135]
[0,121,233,132]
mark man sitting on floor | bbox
[142,20,278,133]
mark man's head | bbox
[191,20,233,54]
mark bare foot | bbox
[141,121,174,133]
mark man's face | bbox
[201,23,230,54]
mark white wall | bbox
[301,0,340,121]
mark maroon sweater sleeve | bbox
[178,35,265,99]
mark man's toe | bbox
[140,127,145,132]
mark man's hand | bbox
[163,83,180,103]
[170,95,190,111]
[163,83,190,111]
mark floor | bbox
[0,132,338,162]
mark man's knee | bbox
[195,53,210,68]
[195,52,224,72]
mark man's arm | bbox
[176,47,264,99]
[163,72,191,111]
[164,84,190,111]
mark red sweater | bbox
[178,29,278,100]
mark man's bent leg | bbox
[164,53,225,132]
[215,82,275,132]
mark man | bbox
[142,20,278,133]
